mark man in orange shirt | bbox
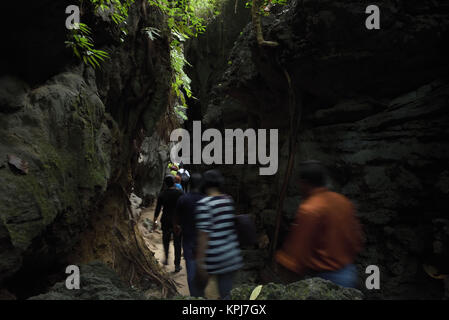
[275,161,364,288]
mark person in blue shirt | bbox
[174,174,184,192]
[175,173,204,296]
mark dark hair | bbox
[164,175,175,187]
[201,169,224,193]
[190,173,202,190]
[298,160,327,187]
[179,162,184,169]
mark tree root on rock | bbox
[252,0,279,47]
[69,185,178,298]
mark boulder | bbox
[230,277,364,300]
[28,262,145,300]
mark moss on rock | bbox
[0,72,116,280]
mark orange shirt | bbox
[275,187,363,275]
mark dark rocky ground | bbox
[28,261,146,300]
[27,261,363,300]
[230,277,363,300]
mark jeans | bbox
[216,272,235,300]
[162,229,182,267]
[183,238,201,296]
[197,271,235,300]
[316,264,358,288]
[185,259,202,297]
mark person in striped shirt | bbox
[195,169,243,299]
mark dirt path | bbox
[138,207,219,298]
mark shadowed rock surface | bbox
[187,0,449,299]
[230,278,364,300]
[28,262,145,300]
[0,0,177,299]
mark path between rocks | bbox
[138,206,220,299]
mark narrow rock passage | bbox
[138,206,220,299]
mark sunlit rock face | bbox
[188,0,449,299]
[133,132,172,207]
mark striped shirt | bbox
[195,195,243,274]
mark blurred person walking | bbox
[153,175,184,273]
[175,173,205,296]
[275,160,364,288]
[178,162,190,191]
[174,174,184,192]
[167,161,179,177]
[195,169,243,299]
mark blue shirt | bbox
[176,192,205,260]
[176,192,205,240]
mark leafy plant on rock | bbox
[65,22,110,69]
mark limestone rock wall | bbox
[190,0,449,299]
[0,0,176,298]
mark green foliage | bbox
[175,104,188,120]
[143,26,161,41]
[91,0,135,41]
[189,0,223,20]
[170,35,192,116]
[65,23,110,69]
[148,0,198,37]
[245,0,288,7]
[68,0,222,118]
[245,0,288,15]
[91,0,135,25]
[66,0,135,68]
[147,0,221,120]
[171,36,191,97]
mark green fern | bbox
[67,0,223,118]
[146,0,222,120]
[65,23,110,69]
[143,27,161,41]
[66,0,135,67]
